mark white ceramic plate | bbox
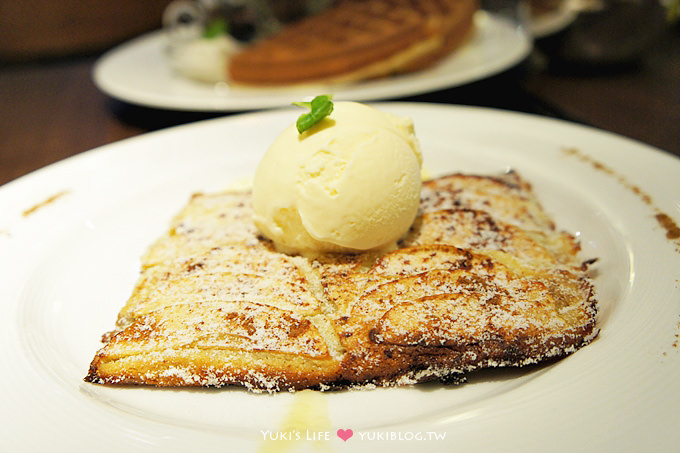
[2,104,679,452]
[530,3,577,38]
[93,12,531,112]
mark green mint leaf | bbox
[203,18,229,38]
[293,95,334,133]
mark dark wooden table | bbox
[1,20,678,188]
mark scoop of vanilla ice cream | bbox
[252,101,422,254]
[168,35,240,83]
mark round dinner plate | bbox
[92,12,531,112]
[530,4,577,38]
[1,103,679,452]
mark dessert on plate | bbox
[85,98,599,392]
[164,0,480,86]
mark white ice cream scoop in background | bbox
[252,101,423,255]
[162,0,279,84]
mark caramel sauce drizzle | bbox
[562,148,680,250]
[22,190,69,217]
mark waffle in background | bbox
[229,0,480,85]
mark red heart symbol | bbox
[337,429,353,441]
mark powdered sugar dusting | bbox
[86,172,599,392]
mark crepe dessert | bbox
[84,173,599,391]
[85,100,599,392]
[228,0,479,85]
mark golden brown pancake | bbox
[85,171,599,392]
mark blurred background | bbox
[2,0,676,64]
[0,1,173,61]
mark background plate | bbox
[93,12,531,111]
[530,5,577,37]
[1,103,679,452]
